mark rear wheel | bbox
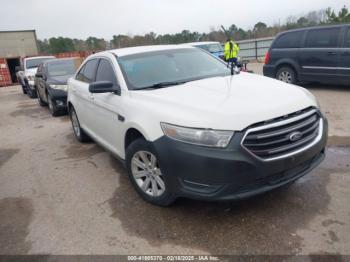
[126,138,176,206]
[69,106,91,142]
[276,66,297,84]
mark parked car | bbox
[17,56,55,98]
[35,57,82,116]
[67,45,327,206]
[182,41,225,60]
[264,24,350,85]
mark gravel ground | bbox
[0,85,349,256]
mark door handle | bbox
[72,87,77,93]
[342,51,350,56]
[327,51,337,55]
[88,93,94,100]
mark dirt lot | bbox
[0,85,349,256]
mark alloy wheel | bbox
[278,71,292,83]
[131,151,165,197]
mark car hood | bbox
[25,68,37,76]
[48,75,71,85]
[129,73,318,131]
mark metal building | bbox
[0,30,39,87]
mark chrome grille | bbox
[242,107,322,161]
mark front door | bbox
[89,58,124,157]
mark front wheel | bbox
[27,84,37,98]
[276,67,297,84]
[47,93,60,116]
[21,85,27,94]
[37,89,46,106]
[126,138,176,206]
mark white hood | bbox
[130,73,318,131]
[25,68,37,76]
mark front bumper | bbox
[153,117,328,201]
[48,89,68,110]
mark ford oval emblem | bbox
[289,131,303,142]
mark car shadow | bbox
[105,150,344,255]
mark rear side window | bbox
[344,28,350,48]
[305,28,340,48]
[76,59,98,83]
[273,31,304,48]
[95,59,118,85]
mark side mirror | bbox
[89,81,119,94]
[15,66,21,73]
[35,72,43,78]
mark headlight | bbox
[50,85,68,92]
[161,123,234,148]
[27,75,34,81]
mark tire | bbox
[126,138,176,206]
[47,93,60,116]
[276,66,297,84]
[21,85,27,94]
[69,106,91,142]
[37,89,47,106]
[27,84,37,98]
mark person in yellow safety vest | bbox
[224,39,240,66]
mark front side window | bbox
[76,59,98,83]
[95,59,118,85]
[305,28,340,48]
[273,31,304,48]
[117,48,230,90]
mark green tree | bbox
[85,37,107,51]
[49,37,75,53]
[326,5,350,23]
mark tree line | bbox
[38,5,350,54]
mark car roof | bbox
[277,23,348,36]
[24,56,55,61]
[181,41,220,46]
[91,45,195,58]
[43,57,79,65]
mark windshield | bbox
[117,48,230,90]
[26,58,53,69]
[47,59,80,77]
[197,44,223,53]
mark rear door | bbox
[298,27,341,83]
[69,59,99,134]
[339,26,350,84]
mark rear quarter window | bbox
[273,31,304,48]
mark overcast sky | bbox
[1,0,348,40]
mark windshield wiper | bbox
[136,81,187,90]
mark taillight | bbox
[264,51,270,64]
